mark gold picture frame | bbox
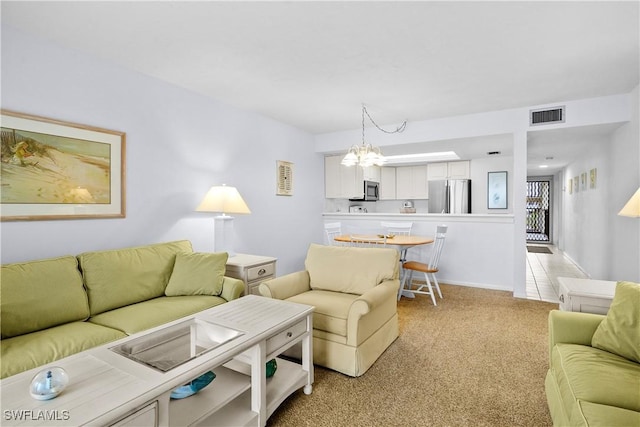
[1,110,126,221]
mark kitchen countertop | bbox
[323,212,514,222]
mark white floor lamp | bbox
[196,185,251,257]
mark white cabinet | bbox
[225,254,277,296]
[325,155,344,198]
[427,161,470,180]
[379,167,396,200]
[325,155,357,198]
[558,277,616,315]
[396,166,429,199]
[325,155,380,199]
[357,166,380,183]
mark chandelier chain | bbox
[362,105,407,137]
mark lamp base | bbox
[213,215,236,257]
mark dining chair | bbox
[380,221,413,236]
[349,235,387,248]
[324,222,342,246]
[381,221,413,263]
[398,225,448,305]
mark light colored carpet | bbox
[267,284,556,427]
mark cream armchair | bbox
[259,243,400,377]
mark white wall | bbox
[470,155,514,214]
[323,213,515,291]
[316,94,635,296]
[0,26,325,274]
[608,85,640,281]
[560,85,640,282]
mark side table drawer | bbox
[247,263,275,282]
[266,319,307,355]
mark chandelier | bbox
[341,104,407,168]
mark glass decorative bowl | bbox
[30,367,69,400]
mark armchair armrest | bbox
[259,271,311,300]
[347,279,399,346]
[548,309,605,362]
[220,276,245,301]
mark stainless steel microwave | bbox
[349,180,379,201]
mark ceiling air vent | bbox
[530,106,565,126]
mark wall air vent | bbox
[530,106,565,126]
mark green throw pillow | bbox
[591,281,640,363]
[165,252,228,297]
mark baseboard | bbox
[410,279,513,293]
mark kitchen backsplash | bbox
[325,199,429,213]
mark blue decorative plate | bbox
[170,371,216,399]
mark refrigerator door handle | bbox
[445,182,450,214]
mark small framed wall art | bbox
[276,160,293,196]
[487,171,508,209]
[1,110,126,221]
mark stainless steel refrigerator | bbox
[428,179,472,214]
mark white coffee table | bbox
[558,277,617,315]
[0,296,314,427]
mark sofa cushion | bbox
[78,240,193,315]
[0,321,126,379]
[88,295,227,335]
[305,244,399,295]
[165,252,228,297]
[1,256,89,339]
[575,401,640,427]
[551,343,640,420]
[287,290,359,337]
[591,281,640,363]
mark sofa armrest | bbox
[548,309,605,362]
[346,279,399,346]
[259,271,311,300]
[220,276,245,301]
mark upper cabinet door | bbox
[427,162,448,180]
[427,161,470,180]
[379,167,396,200]
[325,155,342,198]
[448,161,470,179]
[396,166,428,199]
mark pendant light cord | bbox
[362,104,407,145]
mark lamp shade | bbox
[196,185,251,215]
[618,187,640,218]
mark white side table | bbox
[226,254,277,296]
[558,277,617,315]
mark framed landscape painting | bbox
[1,110,126,221]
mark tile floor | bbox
[526,244,589,303]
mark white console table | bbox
[0,296,313,427]
[558,277,617,315]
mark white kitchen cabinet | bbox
[448,161,470,179]
[325,155,380,199]
[325,155,358,198]
[379,167,396,200]
[427,161,470,180]
[357,166,380,182]
[396,165,428,199]
[324,155,342,198]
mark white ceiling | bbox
[2,1,639,174]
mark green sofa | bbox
[545,281,640,427]
[1,240,244,379]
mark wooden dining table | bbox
[333,234,433,247]
[334,234,434,299]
